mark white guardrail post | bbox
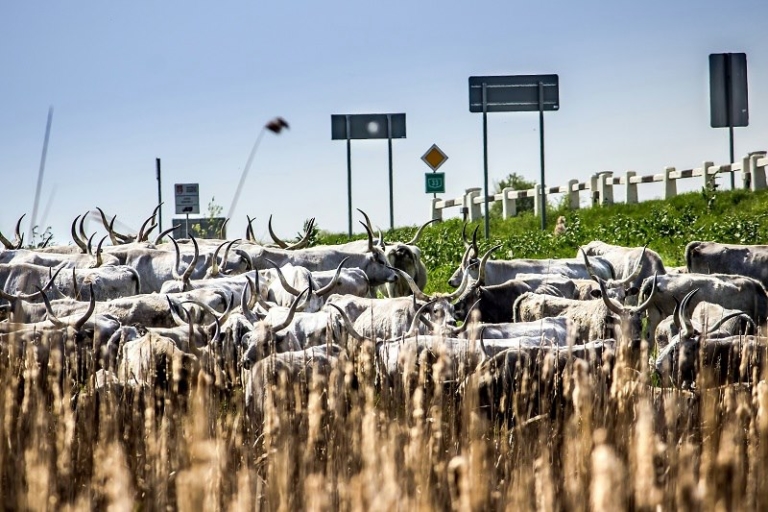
[429,197,443,221]
[702,161,715,190]
[663,166,677,199]
[501,187,516,219]
[625,171,638,204]
[598,172,614,205]
[465,188,482,221]
[567,179,579,209]
[749,152,767,191]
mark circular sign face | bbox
[367,121,380,135]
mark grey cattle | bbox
[448,244,614,288]
[638,272,768,347]
[686,241,768,288]
[513,275,657,344]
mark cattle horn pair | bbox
[0,214,25,250]
[209,239,241,277]
[580,245,647,287]
[595,272,658,317]
[38,283,96,331]
[268,215,316,250]
[169,235,200,290]
[96,207,133,245]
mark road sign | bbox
[331,113,407,234]
[469,75,559,113]
[469,74,559,236]
[174,183,200,215]
[421,144,448,171]
[331,113,406,140]
[709,53,749,128]
[425,173,445,194]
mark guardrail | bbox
[429,151,768,221]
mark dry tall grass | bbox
[1,326,767,511]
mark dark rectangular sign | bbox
[331,113,406,140]
[469,75,559,113]
[709,53,749,128]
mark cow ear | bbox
[626,286,639,297]
[590,289,602,299]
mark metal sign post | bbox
[709,53,749,189]
[332,113,406,236]
[469,74,559,236]
[421,144,449,198]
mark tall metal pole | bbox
[538,82,547,231]
[346,115,353,238]
[156,158,163,232]
[29,106,54,240]
[482,82,490,240]
[387,115,394,230]
[725,53,735,189]
[227,127,267,220]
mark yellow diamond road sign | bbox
[421,144,448,171]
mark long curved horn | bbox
[327,303,366,342]
[73,285,96,331]
[471,226,479,257]
[376,227,386,250]
[267,215,289,249]
[631,272,658,314]
[672,296,681,330]
[678,288,700,339]
[1,265,64,303]
[316,256,350,297]
[359,221,375,252]
[41,234,54,248]
[478,244,502,285]
[285,218,315,250]
[219,238,241,273]
[167,296,189,327]
[136,213,155,243]
[92,236,107,268]
[78,212,89,248]
[596,276,624,316]
[708,311,757,335]
[357,208,375,236]
[240,276,265,323]
[390,267,430,301]
[446,262,477,302]
[446,300,481,336]
[265,259,302,296]
[461,222,471,248]
[96,207,119,245]
[404,300,436,338]
[71,215,87,253]
[209,241,227,277]
[0,230,15,250]
[154,226,175,245]
[218,218,229,239]
[270,288,308,332]
[180,235,199,287]
[139,222,157,243]
[611,245,647,287]
[405,218,439,245]
[108,215,134,244]
[245,216,256,243]
[13,214,25,248]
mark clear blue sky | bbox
[1,0,767,244]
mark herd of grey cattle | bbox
[1,206,767,420]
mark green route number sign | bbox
[425,173,445,194]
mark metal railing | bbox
[429,151,768,222]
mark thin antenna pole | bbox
[29,106,54,241]
[227,127,267,220]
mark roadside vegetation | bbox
[318,187,768,294]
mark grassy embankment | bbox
[319,188,768,293]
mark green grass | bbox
[317,188,768,294]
